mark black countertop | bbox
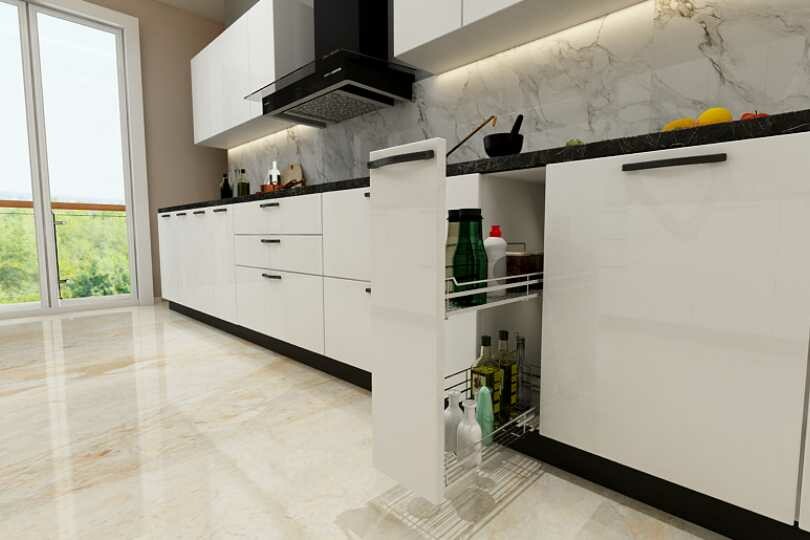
[159,108,810,214]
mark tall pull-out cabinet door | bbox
[542,133,810,524]
[370,139,447,504]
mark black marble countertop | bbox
[159,108,810,214]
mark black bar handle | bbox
[161,215,170,218]
[368,150,435,170]
[261,273,282,280]
[365,287,371,294]
[364,192,370,198]
[193,210,206,215]
[260,202,280,208]
[176,212,187,216]
[622,153,727,172]
[213,208,228,213]
[260,239,281,244]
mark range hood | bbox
[247,0,415,127]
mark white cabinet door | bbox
[219,15,256,130]
[463,0,520,24]
[157,214,175,301]
[191,42,223,144]
[232,194,322,235]
[323,187,371,281]
[324,278,372,371]
[208,207,236,323]
[393,0,461,57]
[188,209,212,314]
[278,271,324,354]
[371,139,447,505]
[542,133,810,524]
[246,0,274,118]
[173,211,192,307]
[234,235,322,274]
[235,266,283,335]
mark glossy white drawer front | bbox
[541,133,810,524]
[323,187,371,281]
[235,266,324,354]
[234,235,322,275]
[232,193,322,235]
[324,277,372,371]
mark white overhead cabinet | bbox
[542,133,810,524]
[394,0,642,74]
[191,0,314,149]
[393,0,461,58]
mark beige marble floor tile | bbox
[0,304,726,539]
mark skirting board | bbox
[168,302,372,391]
[511,432,810,540]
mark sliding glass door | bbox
[0,0,136,314]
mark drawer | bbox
[234,235,323,274]
[232,193,322,235]
[324,277,372,371]
[323,187,371,280]
[235,266,324,354]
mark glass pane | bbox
[36,12,131,299]
[0,2,41,306]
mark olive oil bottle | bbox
[496,330,518,423]
[471,335,503,421]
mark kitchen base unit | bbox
[168,301,371,391]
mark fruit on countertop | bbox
[565,138,584,146]
[662,117,696,132]
[740,111,769,121]
[697,107,733,126]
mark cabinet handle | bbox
[365,287,371,294]
[176,212,187,216]
[261,273,282,280]
[213,208,227,213]
[622,153,727,172]
[161,215,170,218]
[364,192,370,198]
[367,150,435,170]
[260,202,280,208]
[193,210,206,215]
[260,239,281,244]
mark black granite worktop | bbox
[159,108,810,214]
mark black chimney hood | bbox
[247,0,415,127]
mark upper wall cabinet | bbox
[191,0,314,149]
[393,0,461,58]
[394,0,641,75]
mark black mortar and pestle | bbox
[484,114,524,157]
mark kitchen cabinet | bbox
[235,267,324,354]
[234,234,323,275]
[157,207,235,323]
[157,213,178,301]
[542,133,810,524]
[369,140,545,504]
[393,0,461,58]
[323,188,371,281]
[232,194,322,236]
[191,0,314,148]
[394,0,640,75]
[462,0,519,25]
[324,277,372,371]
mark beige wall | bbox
[88,0,227,298]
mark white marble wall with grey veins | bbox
[229,0,810,190]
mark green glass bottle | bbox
[452,209,488,307]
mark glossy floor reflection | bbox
[0,304,725,539]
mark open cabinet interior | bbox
[370,138,546,505]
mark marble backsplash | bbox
[229,0,810,189]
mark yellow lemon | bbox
[662,118,697,132]
[697,107,733,126]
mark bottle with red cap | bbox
[484,225,507,298]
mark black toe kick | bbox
[510,433,810,540]
[168,302,371,391]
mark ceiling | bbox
[155,0,226,24]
